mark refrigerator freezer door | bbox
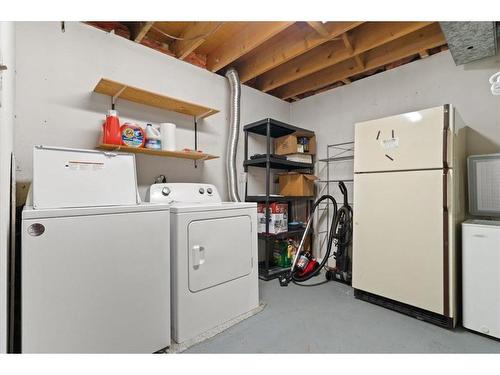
[22,209,170,353]
[352,169,446,315]
[354,106,449,173]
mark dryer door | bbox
[188,215,253,292]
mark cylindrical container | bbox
[160,123,176,151]
[145,124,162,149]
[102,110,121,145]
[120,123,145,148]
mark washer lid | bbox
[22,202,170,220]
[32,146,139,209]
[170,201,256,213]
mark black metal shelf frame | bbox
[244,118,316,281]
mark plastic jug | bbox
[102,110,121,145]
[145,124,162,150]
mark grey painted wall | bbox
[14,22,290,200]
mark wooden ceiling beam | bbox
[173,22,221,60]
[132,22,154,43]
[341,32,354,53]
[256,21,433,93]
[206,22,294,72]
[307,22,331,38]
[236,22,362,83]
[272,23,446,99]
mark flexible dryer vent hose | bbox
[225,68,242,202]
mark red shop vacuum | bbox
[279,182,353,287]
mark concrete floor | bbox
[186,277,500,353]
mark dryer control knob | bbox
[207,187,213,195]
[161,187,171,196]
[199,187,205,194]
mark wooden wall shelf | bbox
[93,78,219,119]
[97,144,219,161]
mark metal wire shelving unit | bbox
[316,142,354,266]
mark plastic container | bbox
[102,110,121,145]
[145,124,161,150]
[120,123,145,148]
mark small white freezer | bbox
[22,146,171,353]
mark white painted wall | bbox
[14,22,290,199]
[290,50,500,256]
[0,21,15,354]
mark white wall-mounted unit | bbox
[352,105,466,327]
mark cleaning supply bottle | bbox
[145,124,162,150]
[102,110,121,145]
[120,123,145,148]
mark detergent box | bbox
[257,202,288,234]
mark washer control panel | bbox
[148,183,221,203]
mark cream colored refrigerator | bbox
[352,105,465,327]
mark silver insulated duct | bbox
[225,68,242,202]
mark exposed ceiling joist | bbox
[255,21,433,93]
[341,32,354,53]
[173,22,222,60]
[354,53,365,68]
[272,23,446,99]
[307,22,331,38]
[236,22,362,83]
[206,22,293,72]
[132,21,154,43]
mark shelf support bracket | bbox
[193,116,199,168]
[111,85,127,110]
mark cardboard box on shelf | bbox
[274,131,316,156]
[278,172,317,196]
[257,202,288,234]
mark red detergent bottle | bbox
[102,110,122,145]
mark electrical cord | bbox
[151,23,223,42]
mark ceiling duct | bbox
[439,22,497,65]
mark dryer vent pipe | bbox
[225,68,242,202]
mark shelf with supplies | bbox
[244,118,316,281]
[93,78,220,166]
[97,144,219,161]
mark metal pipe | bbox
[225,68,242,202]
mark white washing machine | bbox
[22,146,171,353]
[148,183,259,344]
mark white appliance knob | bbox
[207,187,213,194]
[162,187,171,196]
[199,187,205,194]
